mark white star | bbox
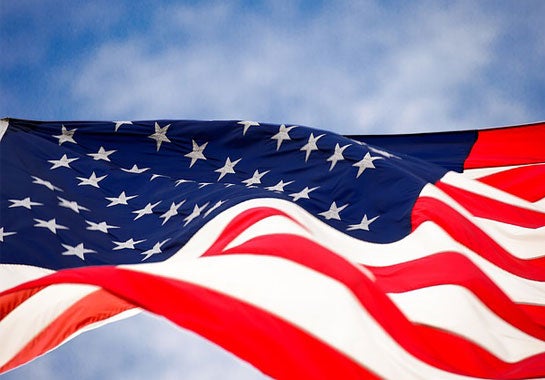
[148,122,171,151]
[133,201,161,220]
[237,120,259,135]
[183,203,208,226]
[150,174,168,181]
[87,146,116,162]
[289,186,319,201]
[184,140,208,168]
[53,125,77,145]
[61,243,95,260]
[9,197,43,209]
[160,201,185,225]
[121,164,150,174]
[204,200,226,217]
[368,145,399,159]
[242,169,269,186]
[141,239,170,261]
[318,201,348,221]
[106,191,138,207]
[113,238,146,251]
[265,179,294,192]
[271,124,296,151]
[85,220,119,233]
[57,196,90,213]
[34,218,68,234]
[327,143,351,171]
[114,120,132,132]
[175,179,194,187]
[215,157,241,181]
[353,152,382,178]
[32,176,62,192]
[77,171,107,188]
[48,154,78,170]
[347,214,379,231]
[300,133,325,162]
[0,227,16,242]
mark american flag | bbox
[1,118,544,379]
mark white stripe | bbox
[420,183,545,259]
[3,195,544,375]
[536,198,545,209]
[389,284,545,362]
[0,284,98,368]
[56,308,140,348]
[0,118,8,142]
[474,217,545,258]
[132,254,474,380]
[442,171,545,211]
[224,214,314,251]
[462,163,539,179]
[0,264,54,292]
[128,197,545,305]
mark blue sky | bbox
[1,0,545,379]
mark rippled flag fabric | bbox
[1,118,545,379]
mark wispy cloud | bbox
[62,1,543,133]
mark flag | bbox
[1,118,545,379]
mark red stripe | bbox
[203,206,308,256]
[220,233,545,379]
[521,304,545,327]
[205,207,545,377]
[3,238,545,378]
[436,181,545,228]
[465,122,545,169]
[476,164,545,202]
[367,252,545,339]
[3,206,545,378]
[0,287,44,320]
[0,267,377,379]
[1,289,134,373]
[412,196,545,281]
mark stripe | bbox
[462,164,533,179]
[5,244,545,378]
[388,285,545,362]
[473,218,545,259]
[185,200,545,305]
[436,181,545,228]
[465,122,545,169]
[367,252,545,340]
[1,289,135,373]
[477,163,545,202]
[2,198,545,378]
[441,171,543,212]
[0,284,98,368]
[0,264,54,293]
[0,287,44,320]
[412,196,545,281]
[420,182,545,260]
[1,265,379,380]
[0,118,8,142]
[217,233,545,375]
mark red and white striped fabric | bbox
[1,121,545,379]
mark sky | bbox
[1,0,545,379]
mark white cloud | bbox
[66,1,536,134]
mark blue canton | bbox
[0,119,447,269]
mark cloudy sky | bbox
[1,1,545,379]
